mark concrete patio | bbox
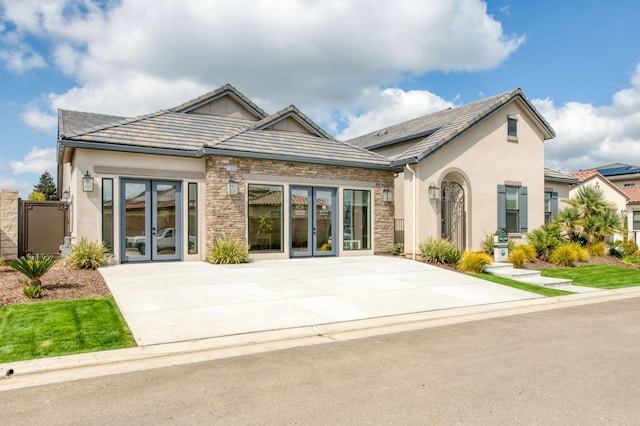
[99,256,543,346]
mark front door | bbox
[290,187,336,257]
[121,179,182,262]
[441,181,466,250]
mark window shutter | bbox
[497,185,506,230]
[551,192,558,219]
[519,186,528,233]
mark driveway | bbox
[100,256,542,345]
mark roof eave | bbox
[57,139,203,158]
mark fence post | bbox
[0,189,19,259]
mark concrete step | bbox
[483,263,574,288]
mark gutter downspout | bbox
[405,164,417,261]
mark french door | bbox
[121,179,182,262]
[290,187,336,257]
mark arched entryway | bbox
[441,180,466,250]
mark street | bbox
[2,297,640,425]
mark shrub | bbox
[549,244,581,267]
[65,238,109,269]
[567,242,589,262]
[419,238,461,265]
[457,251,492,273]
[9,254,56,286]
[586,242,606,257]
[22,280,43,298]
[387,243,404,256]
[516,244,537,261]
[319,242,332,251]
[622,251,640,265]
[508,247,528,268]
[526,225,562,261]
[208,235,249,264]
[622,239,638,256]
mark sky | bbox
[1,0,640,197]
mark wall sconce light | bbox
[62,188,70,202]
[227,178,239,196]
[428,183,440,200]
[82,171,95,192]
[382,188,393,202]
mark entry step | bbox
[483,262,573,287]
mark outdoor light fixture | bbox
[428,183,440,200]
[382,188,393,202]
[227,178,239,195]
[82,171,95,192]
[62,188,70,202]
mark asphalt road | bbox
[2,297,640,425]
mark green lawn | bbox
[542,265,640,289]
[472,273,574,297]
[0,296,136,363]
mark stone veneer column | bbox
[0,189,19,259]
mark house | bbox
[57,85,554,263]
[543,168,578,224]
[57,84,396,263]
[346,89,555,257]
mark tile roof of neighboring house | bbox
[544,168,579,184]
[345,88,555,166]
[569,169,599,182]
[620,186,640,204]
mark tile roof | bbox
[544,168,579,184]
[620,186,640,203]
[569,169,599,182]
[345,88,555,165]
[172,83,268,118]
[58,110,125,136]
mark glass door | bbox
[121,179,182,262]
[290,186,336,257]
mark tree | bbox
[32,170,57,200]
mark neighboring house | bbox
[543,168,578,224]
[569,169,629,241]
[592,163,640,188]
[57,84,396,263]
[346,89,555,257]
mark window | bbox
[634,211,640,230]
[507,117,518,139]
[544,191,552,225]
[506,186,519,233]
[188,183,198,254]
[624,183,636,187]
[343,190,371,250]
[248,184,283,252]
[497,185,528,234]
[102,178,113,253]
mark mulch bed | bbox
[0,265,110,307]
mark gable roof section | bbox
[570,170,629,201]
[253,105,333,139]
[172,83,268,119]
[58,110,125,136]
[544,168,579,184]
[346,89,555,166]
[620,186,640,204]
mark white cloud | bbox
[337,88,454,140]
[2,0,523,128]
[0,47,46,72]
[538,63,640,172]
[9,147,57,175]
[21,105,57,133]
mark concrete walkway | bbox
[100,256,543,346]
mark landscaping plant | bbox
[508,247,528,268]
[481,233,515,256]
[387,243,404,256]
[586,241,606,257]
[208,235,249,264]
[65,238,110,269]
[525,225,562,261]
[419,238,461,265]
[457,251,492,273]
[548,243,588,267]
[9,254,57,298]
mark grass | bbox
[472,273,574,297]
[0,296,136,363]
[542,265,640,289]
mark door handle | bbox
[152,227,156,236]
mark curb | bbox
[2,287,640,391]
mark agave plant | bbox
[9,254,56,286]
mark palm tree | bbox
[554,208,581,242]
[567,186,614,218]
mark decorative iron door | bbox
[441,182,466,250]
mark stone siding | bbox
[205,156,395,255]
[0,189,19,259]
